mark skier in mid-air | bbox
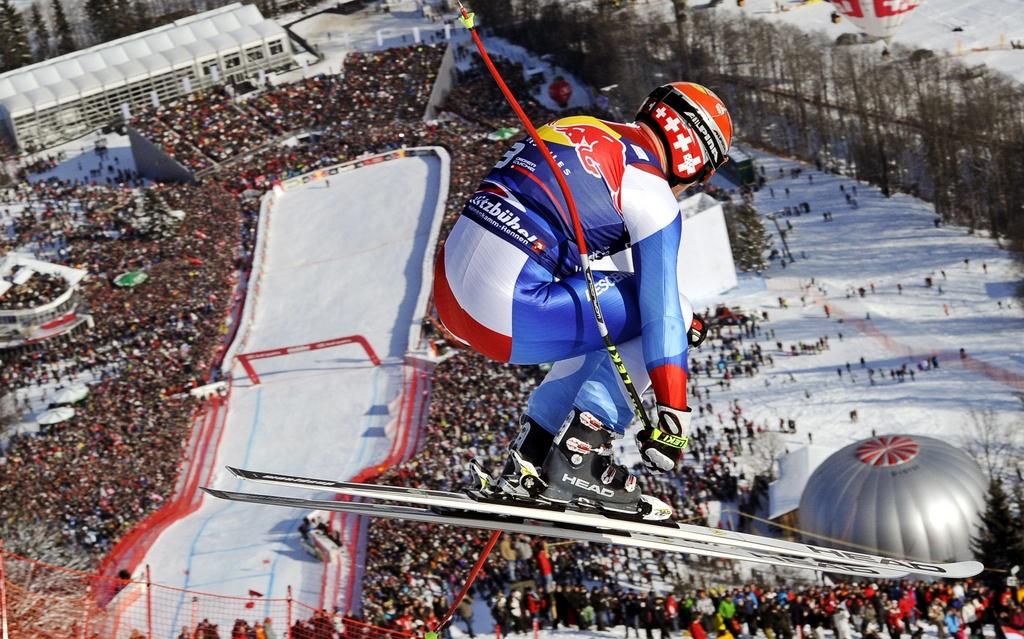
[433,82,733,520]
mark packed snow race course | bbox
[117,151,446,635]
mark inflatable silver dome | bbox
[798,435,987,562]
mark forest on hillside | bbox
[471,0,1024,267]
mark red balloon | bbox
[832,0,923,38]
[548,77,573,108]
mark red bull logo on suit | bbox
[547,117,627,209]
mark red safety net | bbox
[0,546,411,639]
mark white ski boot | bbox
[496,415,552,499]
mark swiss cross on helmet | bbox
[635,82,733,187]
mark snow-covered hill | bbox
[676,149,1023,487]
[710,0,1024,84]
[116,153,446,637]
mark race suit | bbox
[433,116,691,435]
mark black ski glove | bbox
[688,314,709,348]
[636,405,691,474]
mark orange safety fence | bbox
[291,602,414,639]
[0,545,414,639]
[331,359,434,616]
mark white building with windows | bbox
[0,3,294,152]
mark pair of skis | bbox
[204,467,983,579]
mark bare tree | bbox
[0,521,92,569]
[960,409,1023,479]
[0,391,17,433]
[749,430,786,481]
[1,544,98,638]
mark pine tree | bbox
[84,0,115,42]
[0,392,17,433]
[131,0,149,35]
[139,190,177,238]
[972,478,1024,574]
[29,3,51,61]
[51,0,75,55]
[0,0,33,72]
[108,0,133,38]
[728,203,772,272]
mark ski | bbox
[221,466,983,578]
[202,487,910,578]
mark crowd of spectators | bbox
[0,271,68,309]
[132,87,269,170]
[0,179,242,558]
[476,578,1024,639]
[2,27,1012,639]
[358,337,759,633]
[129,46,446,176]
[0,42,456,567]
[168,608,426,639]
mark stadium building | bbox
[0,3,295,152]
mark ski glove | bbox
[688,314,709,348]
[636,405,691,473]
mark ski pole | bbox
[428,530,501,638]
[456,3,659,434]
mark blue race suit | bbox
[433,116,690,434]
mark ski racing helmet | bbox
[634,82,733,186]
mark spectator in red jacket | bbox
[536,542,553,592]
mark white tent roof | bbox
[69,73,105,96]
[3,93,32,114]
[11,267,35,286]
[0,253,87,290]
[37,406,75,425]
[24,86,57,110]
[0,3,288,118]
[768,444,833,520]
[678,192,722,220]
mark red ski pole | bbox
[456,2,662,435]
[428,530,501,638]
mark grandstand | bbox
[0,253,89,348]
[0,3,295,153]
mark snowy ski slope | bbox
[121,154,445,636]
[673,151,1024,486]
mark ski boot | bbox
[539,408,673,521]
[469,415,551,502]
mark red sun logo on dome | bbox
[856,435,920,467]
